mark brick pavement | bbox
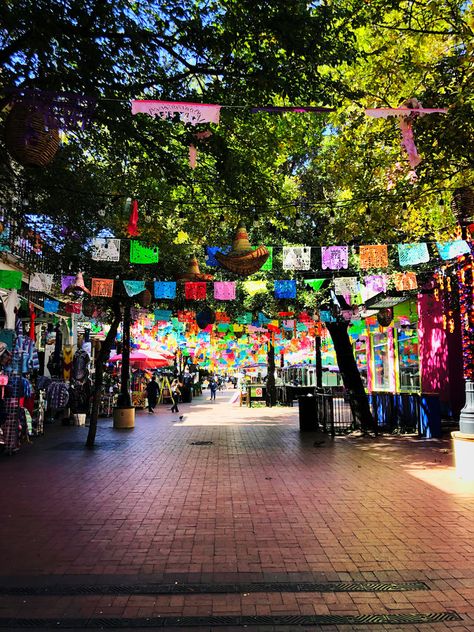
[0,391,473,630]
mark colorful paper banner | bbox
[43,299,59,313]
[243,280,267,296]
[436,240,471,260]
[214,281,236,300]
[185,282,207,300]
[130,241,159,264]
[154,281,176,299]
[398,243,430,266]
[154,309,173,322]
[61,275,76,293]
[260,246,273,271]
[29,272,53,293]
[321,246,348,270]
[123,280,146,297]
[393,271,418,291]
[359,244,388,269]
[131,100,221,125]
[91,278,114,297]
[0,270,22,289]
[274,280,297,299]
[304,278,325,291]
[282,246,311,270]
[91,238,121,262]
[334,277,359,296]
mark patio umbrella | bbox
[109,349,174,369]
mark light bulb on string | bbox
[295,213,303,227]
[328,207,336,224]
[98,207,106,217]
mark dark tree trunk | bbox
[117,301,132,407]
[326,321,377,433]
[266,339,276,407]
[86,302,122,448]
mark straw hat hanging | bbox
[176,255,214,281]
[5,103,60,167]
[215,221,269,276]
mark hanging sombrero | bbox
[176,255,214,281]
[215,221,269,276]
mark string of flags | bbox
[75,238,474,270]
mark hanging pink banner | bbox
[131,100,221,126]
[214,281,236,301]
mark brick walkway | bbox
[0,391,473,630]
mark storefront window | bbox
[354,338,368,389]
[397,329,420,392]
[372,332,391,390]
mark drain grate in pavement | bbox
[0,580,429,595]
[0,612,462,628]
[189,440,213,446]
[49,441,128,451]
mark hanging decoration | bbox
[185,282,207,300]
[131,100,221,125]
[436,240,471,261]
[65,302,81,314]
[61,275,76,293]
[451,187,474,225]
[81,299,96,318]
[304,278,326,292]
[363,274,388,296]
[321,246,348,270]
[29,272,53,293]
[0,270,22,289]
[243,280,267,296]
[0,225,11,252]
[260,246,273,271]
[334,277,359,297]
[176,256,214,281]
[154,281,176,299]
[130,240,159,264]
[196,306,216,329]
[377,307,394,327]
[393,271,418,291]
[214,281,236,301]
[138,289,152,306]
[123,280,146,297]
[189,144,198,169]
[215,221,269,276]
[64,271,91,296]
[4,103,60,167]
[91,238,121,262]
[274,280,297,299]
[154,309,173,322]
[215,311,231,322]
[206,246,231,266]
[365,99,448,168]
[177,310,195,322]
[127,199,140,237]
[91,278,114,297]
[282,246,311,270]
[359,244,388,269]
[43,299,59,314]
[397,242,430,266]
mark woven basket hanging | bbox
[138,289,152,307]
[451,187,474,224]
[5,103,60,167]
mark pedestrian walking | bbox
[145,375,159,413]
[170,376,182,414]
[209,377,217,401]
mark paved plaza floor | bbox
[0,391,473,631]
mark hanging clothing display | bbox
[1,289,20,330]
[72,347,90,382]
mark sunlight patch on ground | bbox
[405,466,474,497]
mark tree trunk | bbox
[86,303,122,448]
[315,333,323,388]
[266,339,277,407]
[326,321,377,433]
[117,301,132,407]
